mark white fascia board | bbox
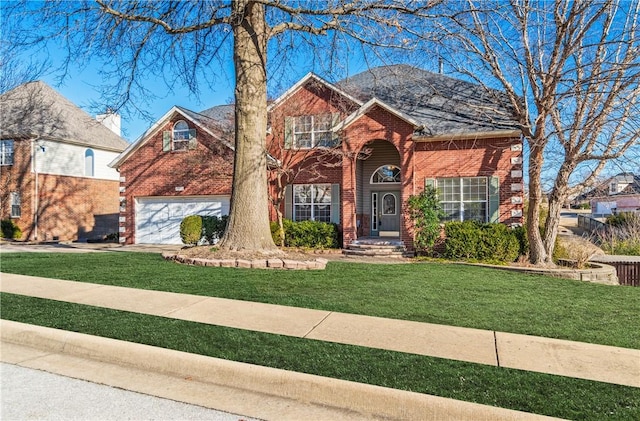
[333,98,421,132]
[268,73,363,112]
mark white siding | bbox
[33,140,122,180]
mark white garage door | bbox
[135,196,230,244]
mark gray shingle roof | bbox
[337,65,520,136]
[0,81,128,151]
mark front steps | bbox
[343,237,414,258]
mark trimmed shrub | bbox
[270,219,339,249]
[202,215,228,244]
[1,219,22,239]
[443,221,479,259]
[180,215,202,245]
[444,221,520,263]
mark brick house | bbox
[111,65,524,248]
[0,81,128,241]
[110,106,235,244]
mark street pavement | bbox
[1,363,258,421]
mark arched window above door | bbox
[370,165,401,184]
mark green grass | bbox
[1,252,639,349]
[2,293,638,421]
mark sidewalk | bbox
[1,272,639,419]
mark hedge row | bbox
[444,221,523,263]
[271,219,340,249]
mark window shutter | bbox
[188,129,197,150]
[489,176,500,223]
[330,184,341,224]
[424,178,436,189]
[284,117,293,149]
[284,185,293,219]
[330,113,341,147]
[162,131,171,151]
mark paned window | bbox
[10,192,21,218]
[293,184,332,223]
[173,120,191,151]
[163,121,196,152]
[291,114,334,148]
[1,139,14,166]
[437,177,488,222]
[371,165,401,183]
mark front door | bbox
[371,191,400,236]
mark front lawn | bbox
[2,293,638,421]
[1,252,638,349]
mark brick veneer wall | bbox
[117,115,234,244]
[1,138,122,241]
[267,83,524,250]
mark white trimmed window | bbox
[172,120,191,151]
[1,139,14,166]
[285,113,339,149]
[10,192,21,218]
[437,177,488,222]
[293,184,332,223]
[163,121,197,152]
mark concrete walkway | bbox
[1,273,637,387]
[1,272,639,420]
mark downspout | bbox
[31,136,42,241]
[32,138,38,241]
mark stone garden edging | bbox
[162,252,329,270]
[462,261,619,285]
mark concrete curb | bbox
[1,320,558,420]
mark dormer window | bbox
[163,120,197,152]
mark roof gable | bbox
[268,73,363,112]
[335,98,421,131]
[0,81,128,151]
[109,106,233,169]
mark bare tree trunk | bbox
[527,145,548,265]
[218,0,278,252]
[542,162,574,263]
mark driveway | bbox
[0,241,182,254]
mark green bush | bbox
[606,212,639,228]
[443,221,479,259]
[270,219,339,249]
[1,219,22,239]
[444,221,519,263]
[407,187,444,253]
[202,215,228,244]
[180,215,203,245]
[513,225,529,257]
